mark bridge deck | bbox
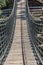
[4,0,37,65]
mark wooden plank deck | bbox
[4,0,37,65]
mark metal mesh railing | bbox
[0,0,16,65]
[26,0,43,65]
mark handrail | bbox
[26,0,43,65]
[0,0,16,64]
[27,1,43,25]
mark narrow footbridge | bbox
[0,0,43,65]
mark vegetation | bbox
[0,0,8,18]
[0,0,14,18]
[0,0,8,8]
[0,0,14,9]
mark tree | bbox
[0,0,7,8]
[0,0,14,18]
[0,0,9,17]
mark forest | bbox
[0,0,14,18]
[0,0,14,8]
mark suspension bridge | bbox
[0,0,43,65]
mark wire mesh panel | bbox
[0,0,16,64]
[26,0,43,65]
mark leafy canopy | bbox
[0,0,8,16]
[0,0,8,8]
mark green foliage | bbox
[0,10,2,15]
[0,0,13,18]
[0,0,8,17]
[0,0,7,8]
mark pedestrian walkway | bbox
[4,0,37,65]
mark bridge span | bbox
[0,0,43,65]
